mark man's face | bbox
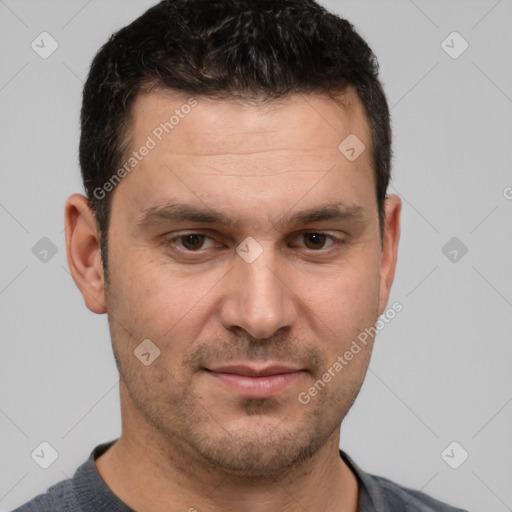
[100,88,399,476]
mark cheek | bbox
[299,259,381,339]
[107,249,222,346]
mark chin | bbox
[185,414,328,478]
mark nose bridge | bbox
[220,240,296,339]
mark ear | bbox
[377,194,401,316]
[64,194,107,314]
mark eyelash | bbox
[161,231,344,254]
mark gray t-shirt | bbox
[12,440,469,511]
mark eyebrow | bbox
[136,200,366,230]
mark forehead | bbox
[127,86,371,162]
[112,87,376,228]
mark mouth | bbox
[204,363,306,398]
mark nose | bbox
[219,244,298,339]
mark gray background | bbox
[1,1,511,511]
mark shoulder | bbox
[364,472,469,511]
[10,476,77,512]
[11,441,119,512]
[339,450,469,512]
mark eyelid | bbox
[163,231,219,251]
[289,231,343,249]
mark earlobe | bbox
[64,194,107,314]
[377,194,402,316]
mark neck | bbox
[96,387,359,512]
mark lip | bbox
[208,364,302,376]
[205,364,305,398]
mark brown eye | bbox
[303,233,328,250]
[180,234,206,250]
